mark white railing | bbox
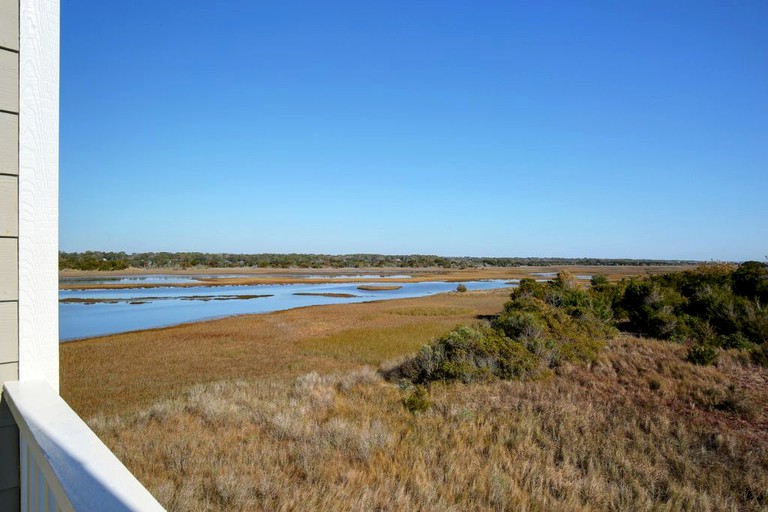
[3,380,165,512]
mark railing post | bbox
[5,380,166,511]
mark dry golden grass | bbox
[61,289,509,418]
[61,283,768,511]
[87,339,768,511]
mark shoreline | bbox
[59,264,698,290]
[60,288,514,417]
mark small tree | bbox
[552,271,578,290]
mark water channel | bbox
[59,279,516,341]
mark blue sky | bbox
[60,1,767,261]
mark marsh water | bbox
[59,279,515,341]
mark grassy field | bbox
[61,283,768,511]
[61,289,510,418]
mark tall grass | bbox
[89,337,768,511]
[61,290,510,418]
[63,285,767,510]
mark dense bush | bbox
[402,385,432,413]
[390,263,768,385]
[614,263,767,351]
[389,272,614,384]
[389,326,539,384]
[751,344,768,367]
[733,261,768,303]
[687,343,719,366]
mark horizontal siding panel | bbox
[0,302,16,364]
[0,238,16,301]
[0,0,19,51]
[0,362,17,386]
[0,112,17,175]
[0,175,17,236]
[0,49,17,112]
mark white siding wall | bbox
[0,0,20,508]
[2,0,59,509]
[17,0,59,390]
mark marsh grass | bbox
[89,337,768,511]
[63,287,768,511]
[300,323,461,366]
[61,290,509,418]
[388,306,474,317]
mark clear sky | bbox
[60,1,767,261]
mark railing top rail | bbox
[3,380,165,512]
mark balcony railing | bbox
[3,380,164,512]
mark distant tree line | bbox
[58,251,700,271]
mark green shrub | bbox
[390,279,614,385]
[733,261,768,302]
[391,326,539,384]
[403,386,432,413]
[515,278,545,299]
[614,265,766,349]
[493,310,546,340]
[721,332,755,350]
[620,279,686,338]
[687,343,718,366]
[455,283,467,293]
[750,344,768,367]
[552,271,578,290]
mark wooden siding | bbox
[1,3,21,510]
[18,0,59,389]
[0,303,17,364]
[0,49,18,112]
[0,175,18,237]
[0,112,18,175]
[0,239,17,302]
[0,0,19,51]
[0,362,17,386]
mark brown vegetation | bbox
[61,290,509,418]
[61,281,768,511]
[85,338,768,511]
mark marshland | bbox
[56,2,766,510]
[59,262,768,511]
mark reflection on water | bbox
[60,280,514,341]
